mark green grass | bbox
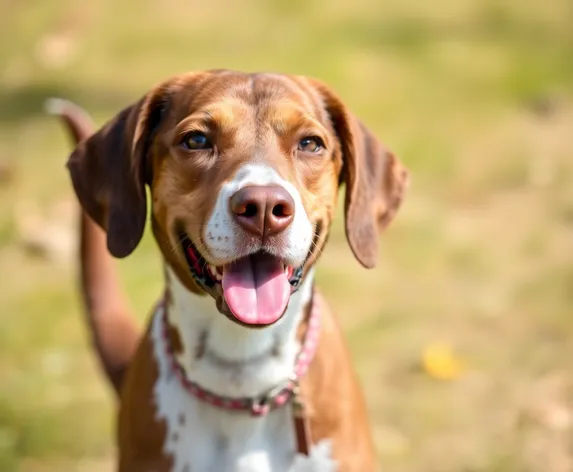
[0,0,572,470]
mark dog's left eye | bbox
[180,132,212,150]
[298,136,324,153]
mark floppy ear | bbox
[312,80,409,269]
[66,90,166,258]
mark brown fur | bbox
[298,291,378,470]
[52,70,409,471]
[117,326,174,472]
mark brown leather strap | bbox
[293,388,311,455]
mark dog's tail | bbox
[45,98,141,398]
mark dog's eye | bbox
[298,136,324,153]
[181,132,212,150]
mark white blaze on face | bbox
[205,164,314,325]
[205,164,313,264]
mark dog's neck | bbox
[162,265,315,398]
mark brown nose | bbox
[230,185,295,237]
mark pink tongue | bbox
[222,253,290,325]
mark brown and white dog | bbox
[47,70,408,472]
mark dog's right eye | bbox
[180,132,212,150]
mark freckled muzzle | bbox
[177,166,321,327]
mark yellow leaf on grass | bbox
[422,343,465,380]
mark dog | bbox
[47,70,409,472]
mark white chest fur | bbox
[150,267,336,472]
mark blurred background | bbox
[0,0,572,471]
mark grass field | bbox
[0,0,572,470]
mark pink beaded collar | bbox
[159,292,321,417]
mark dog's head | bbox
[68,70,408,327]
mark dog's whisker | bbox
[168,235,187,255]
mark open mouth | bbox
[181,235,305,326]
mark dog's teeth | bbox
[208,264,222,281]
